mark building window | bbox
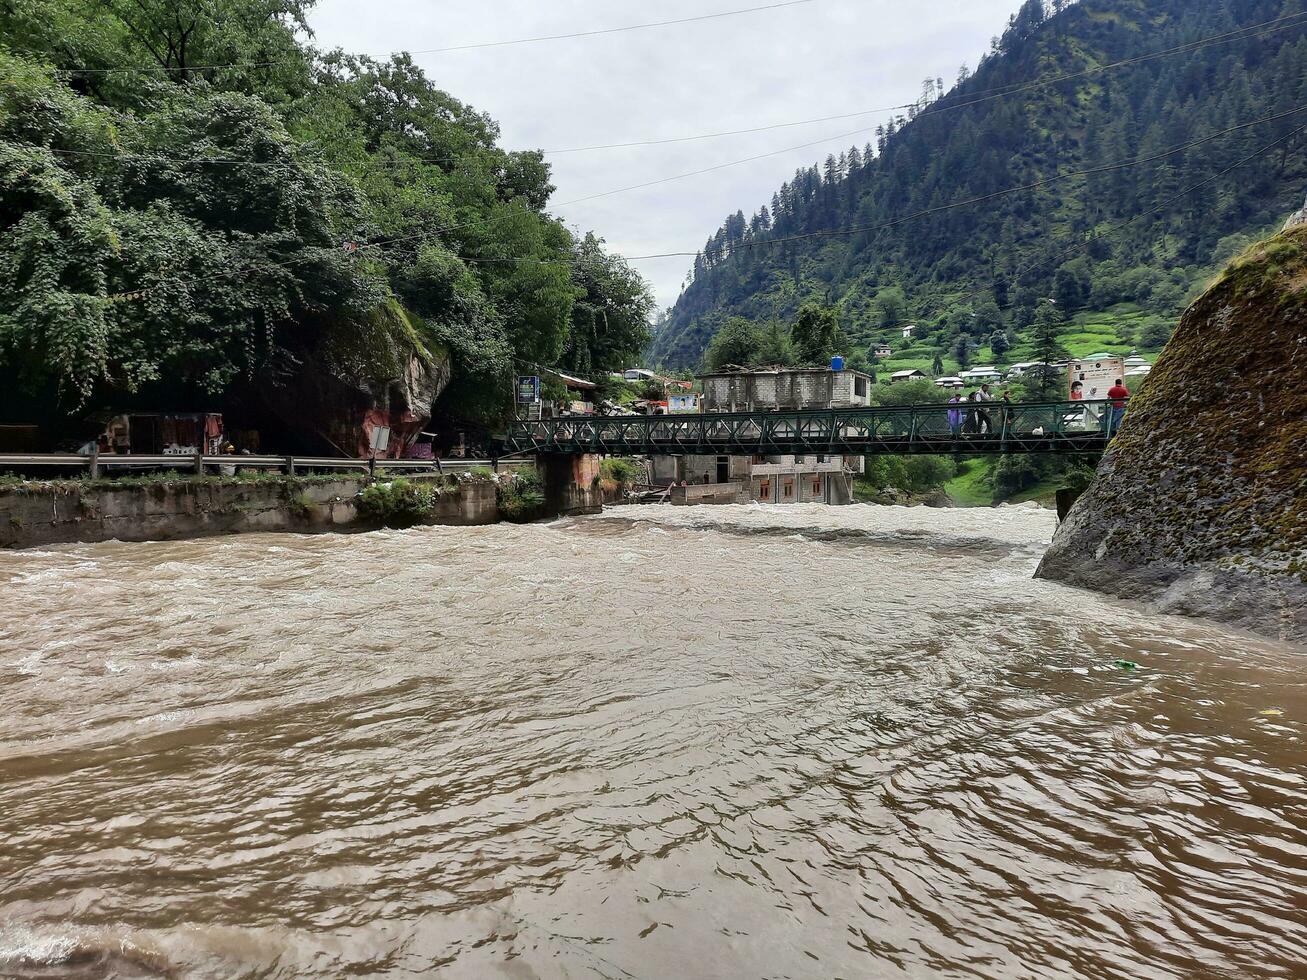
[812,479,822,495]
[783,480,795,500]
[759,479,771,500]
[795,454,806,464]
[855,377,868,397]
[817,455,828,464]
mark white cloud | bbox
[309,0,1019,310]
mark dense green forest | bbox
[651,0,1307,374]
[0,0,652,443]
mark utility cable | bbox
[621,103,1307,259]
[837,120,1307,343]
[59,0,815,75]
[545,9,1307,154]
[39,9,1307,175]
[98,100,1307,300]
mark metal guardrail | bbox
[0,454,532,477]
[497,400,1125,457]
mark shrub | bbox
[288,491,315,520]
[356,478,440,527]
[496,469,545,522]
[599,457,642,487]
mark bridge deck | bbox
[498,401,1118,457]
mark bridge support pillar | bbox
[538,453,603,517]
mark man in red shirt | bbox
[1106,379,1130,434]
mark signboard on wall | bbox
[516,376,541,404]
[668,394,700,414]
[1067,357,1125,401]
[369,426,392,453]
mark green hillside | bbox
[650,0,1307,371]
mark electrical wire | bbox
[99,100,1307,301]
[620,103,1307,258]
[1008,120,1307,290]
[544,9,1307,154]
[840,119,1307,341]
[40,8,1307,176]
[59,0,815,75]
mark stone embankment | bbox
[0,475,497,550]
[1038,226,1307,644]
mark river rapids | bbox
[1,503,1304,978]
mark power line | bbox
[59,0,815,75]
[1009,121,1307,291]
[100,101,1307,301]
[853,121,1307,342]
[544,9,1307,154]
[41,9,1307,176]
[924,9,1307,118]
[619,104,1307,259]
[82,10,1307,300]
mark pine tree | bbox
[1031,302,1069,393]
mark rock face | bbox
[1038,227,1307,644]
[262,300,452,458]
[1285,193,1307,231]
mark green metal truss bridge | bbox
[497,400,1121,457]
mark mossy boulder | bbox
[1038,226,1307,644]
[258,298,451,457]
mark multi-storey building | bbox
[656,367,873,506]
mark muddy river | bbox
[1,504,1304,978]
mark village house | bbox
[890,369,927,384]
[652,366,872,506]
[546,370,598,416]
[960,366,1002,385]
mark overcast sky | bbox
[309,0,1020,311]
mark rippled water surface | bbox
[1,504,1305,979]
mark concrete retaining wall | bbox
[0,477,499,550]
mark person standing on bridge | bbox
[975,384,996,435]
[1106,378,1130,434]
[999,389,1015,432]
[947,393,964,437]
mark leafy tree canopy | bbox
[0,0,653,428]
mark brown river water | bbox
[1,504,1305,979]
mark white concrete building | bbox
[697,366,874,411]
[655,367,872,506]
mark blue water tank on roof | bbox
[830,356,845,372]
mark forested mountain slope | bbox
[651,0,1307,371]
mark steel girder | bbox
[496,401,1116,457]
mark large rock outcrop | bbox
[1038,226,1307,644]
[1285,194,1307,231]
[261,300,451,458]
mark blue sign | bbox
[516,376,541,404]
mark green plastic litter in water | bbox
[1114,660,1139,671]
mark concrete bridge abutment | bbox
[537,453,604,517]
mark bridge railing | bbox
[0,454,531,478]
[497,400,1123,456]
